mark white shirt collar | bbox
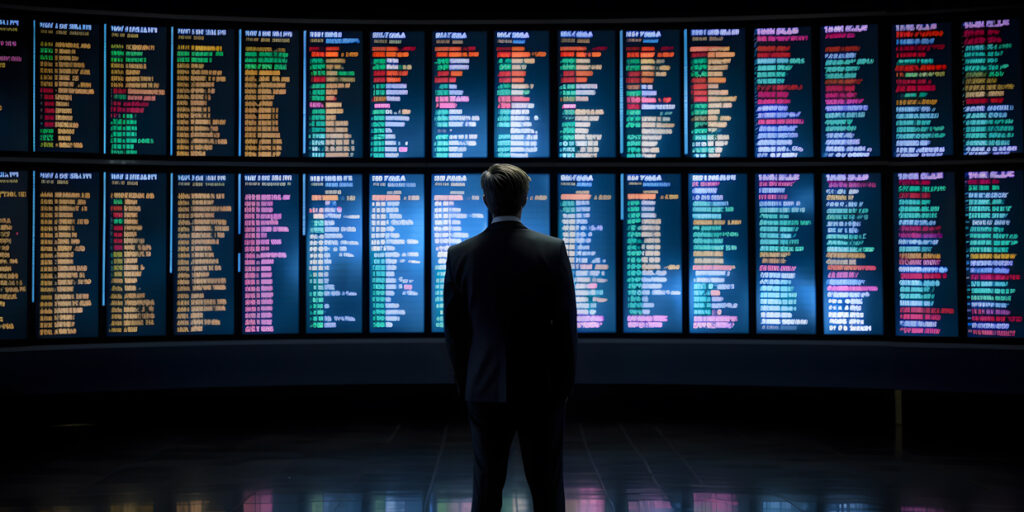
[491,215,521,224]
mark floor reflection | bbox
[1,419,1021,512]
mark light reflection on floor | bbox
[0,420,1020,512]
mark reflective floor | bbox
[1,388,1022,512]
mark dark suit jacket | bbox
[444,220,577,403]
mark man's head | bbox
[481,163,531,217]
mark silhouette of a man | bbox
[444,163,577,511]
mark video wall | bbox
[1,10,1024,344]
[0,17,1020,159]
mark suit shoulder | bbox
[522,229,565,250]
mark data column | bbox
[306,31,363,158]
[689,173,749,333]
[36,21,102,153]
[756,173,816,334]
[107,24,169,156]
[106,173,167,336]
[558,173,616,332]
[622,174,683,333]
[36,172,101,338]
[895,171,958,336]
[369,174,424,333]
[241,174,300,334]
[0,171,30,339]
[966,170,1023,338]
[306,174,363,333]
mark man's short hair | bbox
[481,163,531,216]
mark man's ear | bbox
[483,193,492,210]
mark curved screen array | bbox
[1,15,1023,159]
[1,169,1022,341]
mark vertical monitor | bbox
[687,28,747,158]
[305,31,363,158]
[754,26,814,158]
[36,21,102,153]
[558,173,616,332]
[0,19,31,152]
[494,30,550,158]
[173,173,236,335]
[689,173,749,333]
[106,172,168,336]
[36,171,101,338]
[558,30,617,158]
[107,24,169,156]
[241,173,301,334]
[173,28,238,157]
[306,174,363,334]
[892,23,953,158]
[620,29,682,158]
[369,174,425,333]
[622,173,683,333]
[821,24,881,158]
[242,30,302,158]
[966,170,1024,337]
[821,173,884,335]
[430,173,488,333]
[756,173,816,334]
[895,171,958,336]
[0,171,30,339]
[962,19,1023,156]
[432,31,487,158]
[369,31,426,158]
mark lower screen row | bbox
[0,169,1019,340]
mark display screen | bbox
[821,24,880,158]
[242,30,301,158]
[559,173,616,332]
[622,173,683,332]
[687,28,747,158]
[173,28,237,157]
[892,23,953,158]
[822,173,883,334]
[36,171,101,338]
[105,172,167,336]
[369,31,426,158]
[522,173,551,235]
[36,21,102,153]
[754,26,814,158]
[689,173,749,333]
[895,171,958,336]
[306,174,362,333]
[306,31,363,158]
[173,173,236,335]
[558,30,616,158]
[241,173,301,334]
[430,174,488,333]
[494,30,550,158]
[108,24,169,156]
[0,19,31,152]
[962,19,1023,156]
[620,29,682,158]
[0,171,30,339]
[369,174,424,332]
[756,173,816,334]
[432,31,487,158]
[966,170,1023,337]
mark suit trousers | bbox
[466,399,566,512]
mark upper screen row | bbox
[0,18,1022,159]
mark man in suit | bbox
[444,163,578,512]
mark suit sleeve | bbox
[443,246,470,398]
[554,240,578,399]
